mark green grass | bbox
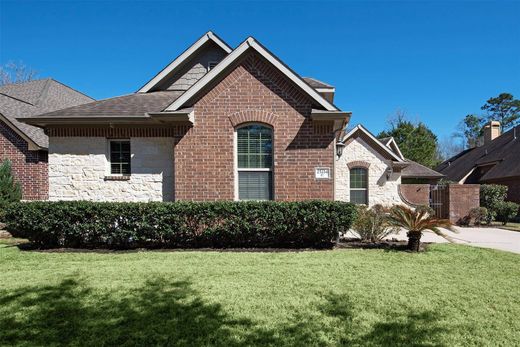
[1,240,519,346]
[491,221,520,232]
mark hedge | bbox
[4,200,357,249]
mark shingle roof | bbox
[30,90,183,119]
[402,160,444,179]
[436,125,520,182]
[0,79,93,148]
[302,77,334,89]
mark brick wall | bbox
[448,184,480,224]
[174,52,335,201]
[398,184,430,206]
[0,120,48,200]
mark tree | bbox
[481,93,520,131]
[0,160,22,210]
[388,205,452,252]
[436,134,465,162]
[0,61,38,86]
[378,112,439,168]
[459,114,483,148]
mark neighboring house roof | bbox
[436,125,520,182]
[137,31,232,93]
[0,79,93,149]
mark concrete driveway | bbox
[385,226,520,254]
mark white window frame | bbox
[349,167,368,205]
[234,124,274,201]
[107,139,132,176]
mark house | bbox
[19,32,441,205]
[336,124,443,206]
[0,79,93,199]
[436,121,520,203]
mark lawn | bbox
[491,221,520,232]
[1,240,519,346]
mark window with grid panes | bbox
[350,167,368,204]
[237,125,273,200]
[109,140,131,175]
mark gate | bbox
[429,184,449,219]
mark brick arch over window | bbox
[347,161,371,170]
[228,110,278,128]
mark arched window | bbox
[350,167,368,205]
[236,124,273,200]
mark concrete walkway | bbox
[384,226,520,254]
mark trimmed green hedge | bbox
[4,200,356,249]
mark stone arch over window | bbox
[228,110,278,128]
[235,123,274,201]
[347,161,371,170]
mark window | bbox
[109,140,131,175]
[236,124,273,200]
[208,61,218,71]
[350,167,368,204]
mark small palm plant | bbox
[388,205,453,252]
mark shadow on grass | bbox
[0,278,449,346]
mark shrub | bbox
[468,207,489,226]
[352,205,398,243]
[495,201,519,226]
[0,159,22,212]
[4,200,357,249]
[416,205,435,217]
[480,184,508,223]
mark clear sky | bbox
[1,0,519,141]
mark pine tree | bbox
[0,159,22,209]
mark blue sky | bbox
[1,0,519,141]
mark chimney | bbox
[483,121,501,145]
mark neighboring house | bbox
[0,79,93,199]
[335,124,443,206]
[19,31,441,204]
[437,121,520,203]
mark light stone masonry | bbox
[49,137,174,201]
[336,137,403,206]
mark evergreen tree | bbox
[0,159,22,209]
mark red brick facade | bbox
[0,120,48,200]
[399,184,430,206]
[174,52,336,201]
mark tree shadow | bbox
[0,277,271,346]
[0,280,451,346]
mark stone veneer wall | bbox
[49,137,174,201]
[336,137,402,206]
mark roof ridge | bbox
[46,78,95,101]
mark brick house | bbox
[20,32,440,204]
[0,79,93,199]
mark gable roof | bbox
[436,125,520,182]
[165,37,339,112]
[342,124,404,162]
[0,79,93,149]
[401,160,444,179]
[137,31,232,93]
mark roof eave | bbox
[0,113,44,150]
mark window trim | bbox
[207,61,218,71]
[107,139,131,177]
[349,167,368,205]
[234,123,274,201]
